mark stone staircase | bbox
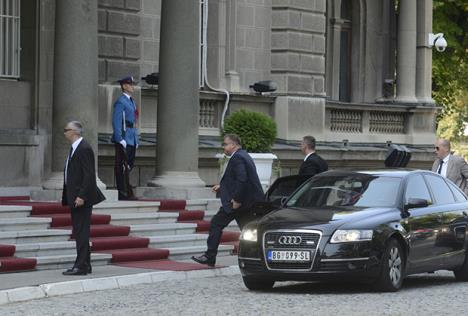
[0,199,240,273]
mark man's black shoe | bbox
[191,254,215,267]
[65,266,91,274]
[62,268,87,276]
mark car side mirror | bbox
[404,198,429,212]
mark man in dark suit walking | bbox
[297,135,328,186]
[61,121,105,275]
[192,134,264,267]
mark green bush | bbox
[223,109,277,153]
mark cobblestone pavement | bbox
[1,270,467,316]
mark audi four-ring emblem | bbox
[278,235,302,245]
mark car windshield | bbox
[286,174,402,209]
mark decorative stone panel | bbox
[369,112,405,134]
[330,109,362,133]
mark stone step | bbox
[0,229,72,244]
[32,253,112,270]
[15,241,76,257]
[203,210,240,231]
[0,206,32,219]
[148,234,208,248]
[93,201,161,214]
[109,212,178,225]
[185,199,209,211]
[167,244,234,260]
[129,223,197,237]
[0,217,52,232]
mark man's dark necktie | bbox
[65,146,73,183]
[437,159,444,174]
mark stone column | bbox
[41,0,105,193]
[395,0,418,103]
[144,0,207,198]
[415,0,434,104]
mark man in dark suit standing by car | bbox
[432,138,468,195]
[192,134,264,267]
[297,135,328,185]
[62,121,105,276]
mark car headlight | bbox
[330,230,373,243]
[240,228,257,242]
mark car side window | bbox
[447,181,467,202]
[424,174,456,205]
[405,175,431,203]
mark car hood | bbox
[256,206,395,235]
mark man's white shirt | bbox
[439,154,450,178]
[65,137,83,183]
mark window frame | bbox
[0,0,21,78]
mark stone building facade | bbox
[0,0,437,196]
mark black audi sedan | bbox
[238,170,468,292]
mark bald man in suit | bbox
[432,139,468,195]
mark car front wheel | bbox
[242,276,275,291]
[374,238,405,292]
[453,251,468,281]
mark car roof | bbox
[315,169,426,179]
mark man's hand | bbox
[120,140,127,148]
[231,199,241,210]
[74,197,85,208]
[212,184,220,192]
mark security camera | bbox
[249,80,277,94]
[428,33,447,52]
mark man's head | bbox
[434,138,451,160]
[118,76,136,95]
[223,134,241,156]
[301,135,316,155]
[63,121,83,144]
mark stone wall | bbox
[98,0,142,82]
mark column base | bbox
[39,171,113,201]
[143,171,210,199]
[136,186,215,200]
[43,172,107,190]
[147,171,206,188]
[30,189,119,202]
[394,96,419,104]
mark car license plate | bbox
[267,250,311,262]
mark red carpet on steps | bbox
[0,257,37,272]
[116,259,222,271]
[139,199,187,211]
[91,236,150,251]
[34,213,111,227]
[0,244,37,273]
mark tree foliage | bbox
[433,0,468,144]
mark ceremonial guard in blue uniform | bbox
[112,76,139,200]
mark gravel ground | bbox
[1,270,467,315]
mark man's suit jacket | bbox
[62,140,106,208]
[219,149,264,213]
[431,154,468,195]
[297,152,328,186]
[111,94,139,146]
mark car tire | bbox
[242,276,275,291]
[453,251,468,281]
[373,238,405,292]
